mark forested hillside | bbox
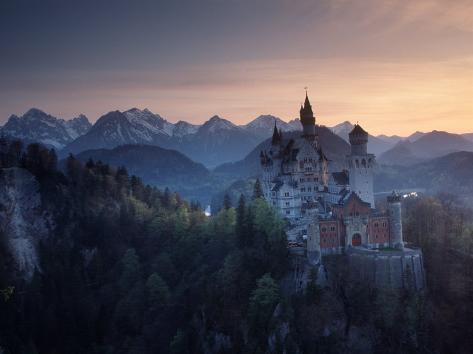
[74,144,216,204]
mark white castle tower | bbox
[347,124,375,208]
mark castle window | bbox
[355,159,359,168]
[285,202,290,206]
[308,187,312,192]
[321,227,327,232]
[286,210,290,215]
[355,211,359,216]
[362,159,366,167]
[374,222,379,227]
[330,226,335,231]
[284,192,289,197]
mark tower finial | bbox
[304,86,308,97]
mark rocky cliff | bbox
[0,168,54,280]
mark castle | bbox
[260,93,424,289]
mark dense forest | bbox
[0,139,473,353]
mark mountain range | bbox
[1,108,471,169]
[378,131,473,166]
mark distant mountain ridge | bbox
[375,151,473,206]
[379,130,473,166]
[3,107,471,168]
[0,108,91,149]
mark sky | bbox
[0,0,472,136]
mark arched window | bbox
[362,159,366,167]
[355,159,359,168]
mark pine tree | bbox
[253,178,264,200]
[146,273,170,308]
[248,273,280,348]
[236,194,247,248]
[119,248,141,294]
[223,193,232,210]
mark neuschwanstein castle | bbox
[260,93,424,289]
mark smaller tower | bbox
[300,92,316,138]
[387,191,404,249]
[349,124,368,155]
[347,124,375,208]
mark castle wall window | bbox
[286,210,290,215]
[285,202,290,206]
[284,192,289,197]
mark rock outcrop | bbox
[0,168,54,280]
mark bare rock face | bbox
[0,168,54,280]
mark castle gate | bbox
[352,233,362,246]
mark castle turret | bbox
[387,191,404,249]
[300,92,316,138]
[349,124,368,155]
[347,123,375,208]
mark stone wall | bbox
[345,247,425,290]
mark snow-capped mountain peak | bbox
[173,120,200,137]
[122,108,173,137]
[0,108,91,149]
[241,115,301,139]
[200,115,237,133]
[330,121,353,136]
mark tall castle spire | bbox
[271,120,280,145]
[300,90,316,137]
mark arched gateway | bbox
[352,233,362,246]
